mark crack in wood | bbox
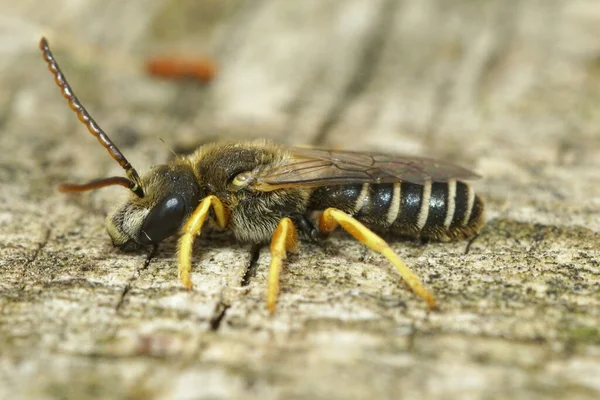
[18,227,51,291]
[422,1,520,149]
[209,301,231,331]
[473,0,519,122]
[114,284,131,313]
[115,245,158,312]
[311,0,399,146]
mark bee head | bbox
[106,162,204,251]
[40,37,203,251]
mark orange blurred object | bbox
[145,56,217,82]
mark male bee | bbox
[40,37,484,312]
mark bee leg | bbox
[290,214,324,242]
[144,244,159,268]
[267,217,298,313]
[318,208,436,308]
[177,195,229,289]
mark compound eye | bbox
[139,194,186,245]
[230,171,253,189]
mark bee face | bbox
[106,162,204,250]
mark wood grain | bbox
[1,1,599,399]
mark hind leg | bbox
[319,208,436,308]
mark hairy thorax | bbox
[188,140,311,243]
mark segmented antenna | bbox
[39,37,144,198]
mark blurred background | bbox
[3,0,600,225]
[1,1,599,399]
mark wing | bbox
[252,147,480,191]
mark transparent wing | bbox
[252,147,480,190]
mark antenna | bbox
[39,37,144,198]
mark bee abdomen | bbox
[411,180,484,241]
[308,181,484,241]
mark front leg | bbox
[177,195,229,289]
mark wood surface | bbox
[0,1,599,399]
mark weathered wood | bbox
[1,1,599,399]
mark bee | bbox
[40,37,484,312]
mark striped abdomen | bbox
[308,181,484,241]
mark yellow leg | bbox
[267,218,298,313]
[177,195,229,289]
[319,208,436,308]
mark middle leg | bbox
[267,217,298,313]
